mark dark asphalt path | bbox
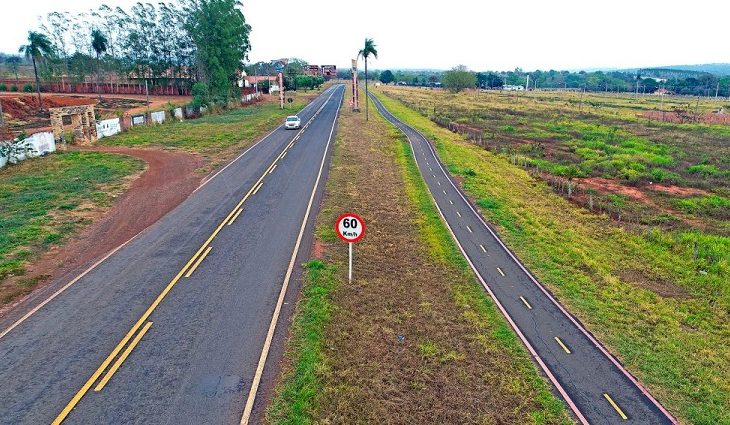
[0,85,344,425]
[370,94,676,425]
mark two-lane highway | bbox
[0,84,344,424]
[371,93,677,425]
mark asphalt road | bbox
[0,84,344,425]
[370,94,677,425]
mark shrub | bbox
[0,84,6,91]
[687,164,719,177]
[650,168,683,184]
[23,83,33,92]
[10,84,18,92]
[190,82,209,108]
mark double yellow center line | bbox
[51,88,337,425]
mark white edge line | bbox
[0,87,336,341]
[196,86,335,191]
[239,86,343,425]
[0,227,146,340]
[374,94,677,424]
[372,99,588,425]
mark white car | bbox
[285,115,301,129]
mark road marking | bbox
[497,267,505,277]
[520,296,532,309]
[50,86,343,425]
[604,393,628,420]
[442,190,447,195]
[240,87,343,425]
[456,211,461,217]
[466,225,473,233]
[252,182,263,195]
[269,164,277,174]
[554,336,571,354]
[437,181,441,186]
[228,209,243,226]
[184,246,212,278]
[429,167,432,171]
[432,174,436,178]
[281,150,288,158]
[480,244,486,253]
[449,200,453,205]
[94,321,153,392]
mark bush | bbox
[23,83,33,92]
[190,82,210,108]
[0,84,6,91]
[10,84,18,92]
[687,164,719,177]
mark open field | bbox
[267,97,570,423]
[0,152,143,304]
[373,88,730,424]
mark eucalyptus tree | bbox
[19,31,54,106]
[40,12,72,89]
[357,37,378,120]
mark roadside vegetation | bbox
[0,152,143,304]
[268,98,570,423]
[373,87,730,424]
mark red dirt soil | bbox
[0,95,95,122]
[0,146,204,317]
[647,184,708,197]
[577,177,649,202]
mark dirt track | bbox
[0,146,203,317]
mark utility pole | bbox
[715,81,720,100]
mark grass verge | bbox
[267,95,570,423]
[373,88,730,424]
[0,152,143,303]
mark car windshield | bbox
[286,117,298,122]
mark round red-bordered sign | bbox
[335,213,366,243]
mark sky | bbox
[3,0,729,72]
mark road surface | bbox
[370,93,676,425]
[0,85,344,424]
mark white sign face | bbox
[335,213,366,243]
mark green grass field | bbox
[373,89,730,424]
[102,95,314,156]
[0,152,143,303]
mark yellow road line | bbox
[228,209,243,226]
[53,85,339,425]
[184,246,212,278]
[94,321,153,392]
[603,393,628,420]
[497,267,505,277]
[252,182,263,195]
[554,336,571,354]
[466,225,473,233]
[269,164,277,174]
[480,244,487,253]
[520,296,532,309]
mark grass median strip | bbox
[268,97,570,423]
[373,89,730,424]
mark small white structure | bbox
[131,115,146,126]
[150,111,165,124]
[24,132,56,157]
[503,85,525,91]
[96,118,122,139]
[174,107,184,120]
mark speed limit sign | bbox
[335,213,366,243]
[335,213,366,282]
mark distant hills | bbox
[605,63,730,76]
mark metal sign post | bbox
[335,213,366,283]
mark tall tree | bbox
[6,56,22,82]
[19,31,54,107]
[358,37,377,120]
[442,65,476,93]
[380,69,394,85]
[185,0,251,103]
[91,29,108,99]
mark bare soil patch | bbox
[0,146,203,317]
[647,184,709,197]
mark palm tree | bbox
[18,31,54,108]
[358,38,378,121]
[91,29,108,100]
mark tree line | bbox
[371,65,730,97]
[2,0,252,105]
